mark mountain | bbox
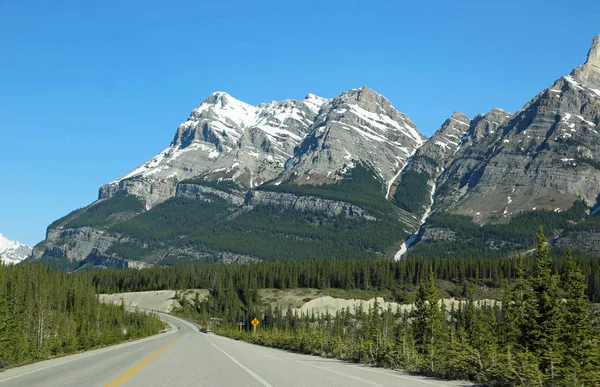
[433,41,600,221]
[407,34,600,258]
[33,86,425,269]
[0,233,32,264]
[33,34,600,269]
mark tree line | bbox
[85,252,600,303]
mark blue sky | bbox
[1,1,599,245]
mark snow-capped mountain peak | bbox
[275,86,426,188]
[102,91,329,205]
[100,86,423,208]
[0,233,32,265]
[192,91,257,128]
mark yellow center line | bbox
[105,335,182,387]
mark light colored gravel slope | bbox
[99,289,209,312]
[100,288,497,316]
[295,296,498,316]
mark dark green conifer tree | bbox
[560,250,598,384]
[412,268,443,374]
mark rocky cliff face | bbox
[276,87,426,192]
[431,108,514,220]
[175,183,245,206]
[431,36,600,224]
[245,190,374,220]
[554,229,600,256]
[32,227,117,262]
[571,34,600,90]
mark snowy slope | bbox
[277,86,426,187]
[110,92,328,186]
[0,233,32,264]
[100,92,329,206]
[99,87,425,208]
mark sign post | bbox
[238,321,245,332]
[251,318,259,335]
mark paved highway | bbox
[0,313,472,387]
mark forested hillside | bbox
[39,164,413,268]
[0,263,163,370]
[409,201,589,258]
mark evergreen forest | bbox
[0,263,163,370]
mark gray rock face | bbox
[245,190,374,220]
[397,111,472,217]
[571,34,600,89]
[217,252,260,264]
[554,228,600,255]
[277,87,426,194]
[433,55,600,223]
[432,108,514,218]
[175,184,245,206]
[418,227,457,242]
[99,92,328,206]
[33,227,117,262]
[99,178,176,210]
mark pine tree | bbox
[412,268,443,374]
[559,250,597,384]
[532,227,563,381]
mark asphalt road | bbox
[0,314,472,387]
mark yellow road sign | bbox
[251,318,259,327]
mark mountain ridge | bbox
[33,34,600,268]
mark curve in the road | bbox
[0,313,472,387]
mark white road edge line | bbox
[0,334,169,384]
[0,315,178,384]
[206,339,273,387]
[212,334,454,387]
[296,360,382,387]
[346,364,452,387]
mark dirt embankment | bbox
[100,288,498,316]
[99,289,209,313]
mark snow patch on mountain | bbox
[393,176,438,261]
[109,92,330,187]
[0,233,32,265]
